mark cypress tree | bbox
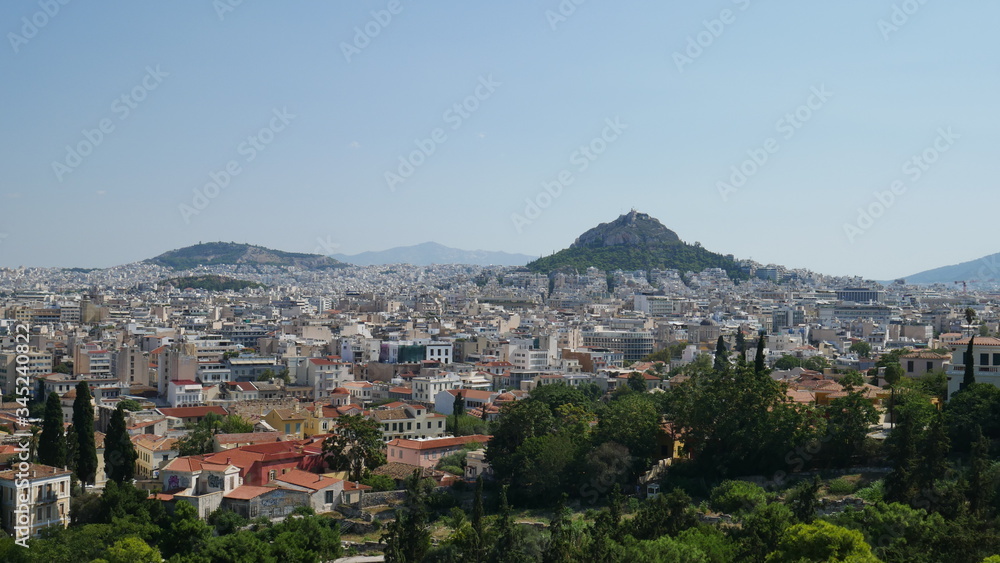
[72,381,98,485]
[754,332,767,376]
[736,330,747,364]
[105,404,138,483]
[714,336,729,372]
[472,475,485,563]
[38,392,66,468]
[962,336,976,390]
[968,425,991,514]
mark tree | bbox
[765,521,880,563]
[176,412,255,457]
[161,500,213,558]
[323,414,386,481]
[627,371,648,393]
[117,399,142,412]
[631,488,700,540]
[489,485,531,563]
[968,425,992,515]
[72,382,97,485]
[104,405,137,484]
[755,333,767,376]
[825,376,879,466]
[594,393,660,471]
[963,336,977,390]
[38,392,66,468]
[774,355,802,370]
[714,336,730,372]
[668,360,809,478]
[849,341,872,358]
[104,536,161,563]
[65,424,79,472]
[735,501,795,563]
[383,470,432,563]
[736,330,747,359]
[451,392,466,434]
[710,480,769,514]
[786,476,821,523]
[256,368,275,382]
[802,356,830,372]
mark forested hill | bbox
[527,210,746,279]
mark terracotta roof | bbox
[213,432,284,445]
[159,406,227,418]
[224,485,274,500]
[0,463,71,480]
[901,352,950,360]
[952,337,1000,347]
[274,468,340,491]
[387,434,490,451]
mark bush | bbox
[855,480,884,503]
[361,474,396,492]
[710,480,769,514]
[827,478,857,496]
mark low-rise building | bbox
[0,464,72,539]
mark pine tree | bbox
[105,405,138,483]
[714,336,730,372]
[754,332,767,376]
[38,392,66,468]
[72,381,98,485]
[962,336,976,390]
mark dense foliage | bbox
[0,482,341,562]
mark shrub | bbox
[710,480,769,514]
[827,478,857,496]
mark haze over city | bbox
[2,1,998,279]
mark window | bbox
[927,361,934,372]
[982,353,990,367]
[268,470,276,481]
[325,490,334,504]
[907,361,914,373]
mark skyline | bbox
[2,1,998,279]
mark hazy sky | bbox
[1,1,997,280]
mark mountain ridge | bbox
[332,242,534,266]
[902,252,1000,284]
[146,242,345,271]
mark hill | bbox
[333,242,534,266]
[162,275,265,291]
[526,210,746,279]
[902,252,1000,284]
[147,242,345,271]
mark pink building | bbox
[386,435,490,469]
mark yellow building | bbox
[132,435,179,479]
[263,406,309,439]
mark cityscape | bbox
[3,2,1000,562]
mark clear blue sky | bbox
[1,1,997,279]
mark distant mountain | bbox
[147,242,345,271]
[332,242,534,266]
[526,210,747,279]
[902,252,1000,284]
